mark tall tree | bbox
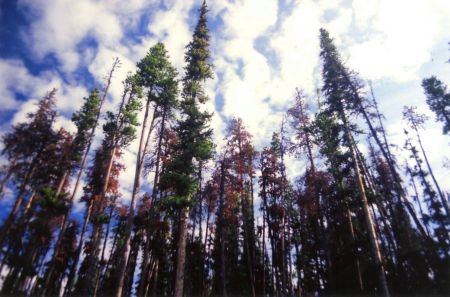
[0,89,58,248]
[39,88,103,296]
[318,28,390,297]
[68,74,142,296]
[159,2,214,296]
[114,42,178,297]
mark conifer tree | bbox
[67,75,142,296]
[422,76,450,135]
[159,2,214,296]
[39,88,103,296]
[403,106,449,216]
[318,28,390,297]
[114,42,178,297]
[0,89,58,248]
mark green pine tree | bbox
[422,76,450,135]
[159,2,214,296]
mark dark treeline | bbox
[0,2,449,297]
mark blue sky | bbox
[0,0,449,211]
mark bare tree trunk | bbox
[115,96,154,297]
[63,199,94,297]
[262,214,266,297]
[405,163,431,236]
[0,165,36,247]
[150,105,164,204]
[201,190,211,297]
[413,127,449,216]
[342,110,390,297]
[92,200,116,297]
[218,159,228,297]
[174,205,190,297]
[0,158,17,197]
[367,86,430,236]
[346,209,364,291]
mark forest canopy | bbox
[0,1,449,297]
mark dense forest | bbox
[0,2,449,297]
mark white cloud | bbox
[347,0,450,81]
[2,0,449,211]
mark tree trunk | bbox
[0,158,17,197]
[0,164,36,247]
[43,59,119,297]
[115,96,153,297]
[63,199,94,297]
[413,127,449,216]
[341,108,390,297]
[367,86,430,237]
[218,159,228,297]
[174,205,190,297]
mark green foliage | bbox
[182,1,214,103]
[137,42,179,109]
[70,89,101,164]
[161,194,195,212]
[422,76,450,135]
[103,75,143,148]
[38,186,69,216]
[160,1,214,208]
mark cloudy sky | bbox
[0,0,449,210]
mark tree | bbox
[67,74,142,296]
[114,42,178,297]
[159,2,214,296]
[403,106,449,216]
[318,28,390,297]
[0,89,58,248]
[422,76,450,135]
[39,88,103,296]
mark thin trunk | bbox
[150,105,164,204]
[152,259,159,297]
[92,202,115,297]
[0,164,36,247]
[137,227,154,297]
[340,104,390,297]
[240,190,256,297]
[0,158,17,197]
[346,209,364,291]
[279,121,288,297]
[262,212,266,297]
[63,199,94,297]
[294,241,302,297]
[405,163,431,236]
[413,127,449,216]
[202,193,211,297]
[236,131,256,297]
[218,160,228,297]
[368,86,429,237]
[43,59,119,297]
[115,96,154,297]
[174,205,190,297]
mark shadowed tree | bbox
[422,76,450,135]
[403,106,449,216]
[317,28,390,297]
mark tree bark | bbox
[174,205,190,297]
[115,96,153,297]
[341,110,390,297]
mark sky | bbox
[0,0,449,212]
